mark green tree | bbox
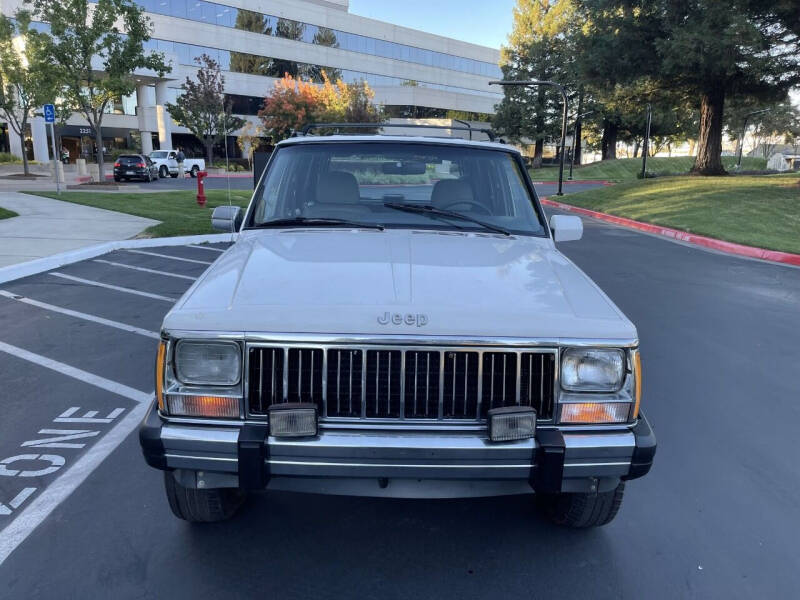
[27,0,170,180]
[0,12,62,175]
[307,27,341,81]
[166,54,245,163]
[577,1,800,174]
[494,0,580,166]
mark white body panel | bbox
[163,228,636,341]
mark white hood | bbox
[163,229,636,341]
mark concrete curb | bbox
[541,197,800,267]
[0,233,234,285]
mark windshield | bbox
[150,151,168,158]
[247,142,546,236]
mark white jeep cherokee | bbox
[140,130,656,527]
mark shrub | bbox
[0,152,21,164]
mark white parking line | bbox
[125,249,213,265]
[187,244,226,253]
[93,259,197,281]
[0,290,160,339]
[0,341,152,566]
[49,272,177,302]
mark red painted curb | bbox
[541,197,800,267]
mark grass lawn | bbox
[0,206,18,220]
[531,156,767,182]
[555,172,800,254]
[30,189,252,237]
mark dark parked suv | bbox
[114,154,159,182]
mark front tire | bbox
[537,482,625,528]
[190,165,199,178]
[159,165,168,178]
[163,472,246,522]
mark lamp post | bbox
[489,79,569,196]
[641,103,652,179]
[736,108,770,169]
[569,110,593,180]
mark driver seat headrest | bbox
[316,171,359,204]
[430,179,474,208]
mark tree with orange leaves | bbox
[259,71,383,141]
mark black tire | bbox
[114,176,120,182]
[163,471,246,522]
[170,173,178,178]
[537,482,625,528]
[190,165,199,178]
[159,165,168,178]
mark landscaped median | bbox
[0,206,18,220]
[543,172,800,259]
[29,190,252,237]
[530,156,768,182]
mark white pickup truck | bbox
[148,150,205,178]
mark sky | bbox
[348,0,516,50]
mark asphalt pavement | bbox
[0,208,798,598]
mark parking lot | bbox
[0,215,798,599]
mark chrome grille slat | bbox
[247,345,555,421]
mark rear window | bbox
[117,155,141,164]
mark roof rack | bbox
[296,122,496,141]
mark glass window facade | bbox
[144,38,502,100]
[136,0,502,78]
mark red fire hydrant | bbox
[196,171,208,206]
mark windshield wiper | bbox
[248,217,384,231]
[383,202,510,236]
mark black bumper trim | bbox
[237,424,269,490]
[623,412,657,480]
[531,429,565,493]
[138,399,167,470]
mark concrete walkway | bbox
[0,192,158,267]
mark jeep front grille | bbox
[247,345,556,422]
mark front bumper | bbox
[139,401,655,496]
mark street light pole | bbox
[569,110,594,180]
[489,79,569,196]
[736,108,770,169]
[641,103,652,179]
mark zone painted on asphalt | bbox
[0,242,229,566]
[0,222,798,599]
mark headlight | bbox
[174,341,241,386]
[561,348,625,392]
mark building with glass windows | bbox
[1,0,501,163]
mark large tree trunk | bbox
[691,88,726,175]
[532,139,543,169]
[601,121,618,160]
[574,119,583,166]
[94,127,106,181]
[633,139,640,158]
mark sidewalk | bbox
[0,191,158,267]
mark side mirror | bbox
[549,214,583,242]
[211,205,243,232]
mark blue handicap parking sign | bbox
[43,104,55,123]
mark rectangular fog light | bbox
[166,394,240,418]
[560,402,630,424]
[488,406,536,442]
[269,403,318,438]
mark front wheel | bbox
[190,165,199,178]
[163,472,246,522]
[159,165,168,178]
[537,482,625,528]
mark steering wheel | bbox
[437,200,492,215]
